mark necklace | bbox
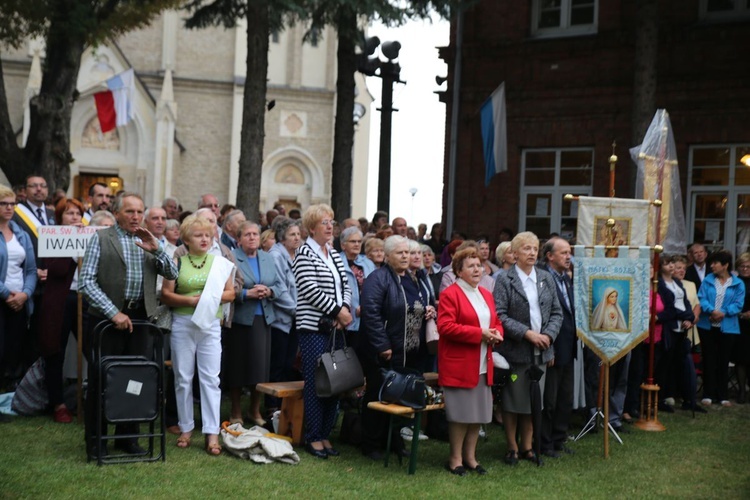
[187,253,208,269]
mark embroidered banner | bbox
[575,196,650,258]
[573,245,651,363]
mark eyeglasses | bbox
[346,239,363,244]
[26,183,47,189]
[203,203,220,208]
[0,201,16,208]
[739,264,750,270]
[320,219,337,226]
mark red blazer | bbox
[437,282,503,388]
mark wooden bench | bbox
[366,401,445,475]
[255,373,440,448]
[256,381,305,445]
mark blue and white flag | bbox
[573,245,651,363]
[480,82,507,186]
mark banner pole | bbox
[76,257,83,424]
[603,363,610,459]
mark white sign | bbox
[38,226,105,258]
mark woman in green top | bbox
[161,215,235,456]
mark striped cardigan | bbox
[293,241,352,332]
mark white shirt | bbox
[27,201,50,225]
[306,236,343,306]
[516,265,542,355]
[4,235,25,291]
[694,263,706,282]
[457,278,490,375]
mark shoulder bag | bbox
[315,327,364,398]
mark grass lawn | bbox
[1,403,749,499]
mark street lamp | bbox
[358,37,404,214]
[409,187,418,222]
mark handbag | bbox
[378,368,426,410]
[425,318,439,355]
[314,328,364,398]
[150,303,173,333]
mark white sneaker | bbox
[400,426,413,441]
[721,400,732,407]
[701,398,712,406]
[664,397,675,406]
[478,426,486,439]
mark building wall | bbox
[441,0,750,246]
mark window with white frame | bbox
[700,0,750,20]
[520,148,594,240]
[688,144,750,256]
[531,0,598,37]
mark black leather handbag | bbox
[378,368,426,410]
[315,328,364,398]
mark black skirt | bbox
[222,319,272,387]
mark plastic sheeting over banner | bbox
[573,245,652,363]
[631,109,687,254]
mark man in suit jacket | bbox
[220,209,246,250]
[82,182,111,225]
[12,175,54,259]
[684,243,708,288]
[539,237,576,457]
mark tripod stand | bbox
[575,362,622,454]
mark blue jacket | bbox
[697,273,745,334]
[0,220,37,315]
[267,242,297,333]
[232,248,285,327]
[341,253,376,331]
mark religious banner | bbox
[576,196,650,258]
[573,245,651,363]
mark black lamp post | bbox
[358,37,403,214]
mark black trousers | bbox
[84,306,152,450]
[0,302,28,387]
[44,291,78,406]
[541,361,574,452]
[699,327,737,402]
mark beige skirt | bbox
[444,374,492,424]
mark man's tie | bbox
[36,207,46,225]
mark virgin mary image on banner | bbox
[591,283,629,332]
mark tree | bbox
[309,0,466,220]
[0,0,182,192]
[185,0,305,219]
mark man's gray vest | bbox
[89,226,159,318]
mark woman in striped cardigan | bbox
[293,204,352,459]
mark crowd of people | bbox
[1,175,749,471]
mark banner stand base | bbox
[634,383,666,432]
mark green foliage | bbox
[0,0,183,49]
[183,0,308,32]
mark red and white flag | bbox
[94,68,135,133]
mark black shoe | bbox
[680,402,708,413]
[0,413,13,423]
[658,402,675,413]
[463,462,488,475]
[445,463,467,476]
[364,450,384,461]
[87,443,109,459]
[395,447,410,458]
[521,449,543,466]
[324,447,340,457]
[114,440,146,455]
[541,449,561,458]
[305,443,328,459]
[504,450,519,465]
[555,444,575,455]
[611,425,630,434]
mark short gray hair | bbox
[408,239,421,252]
[272,216,301,242]
[90,210,116,226]
[162,196,179,208]
[222,209,244,229]
[165,218,180,231]
[340,226,363,244]
[384,235,409,256]
[420,244,433,256]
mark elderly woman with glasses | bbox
[293,204,352,459]
[0,185,37,392]
[340,227,375,349]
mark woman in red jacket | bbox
[438,248,504,476]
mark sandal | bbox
[205,436,221,456]
[521,449,543,466]
[503,450,518,466]
[176,434,192,449]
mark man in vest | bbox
[79,192,178,457]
